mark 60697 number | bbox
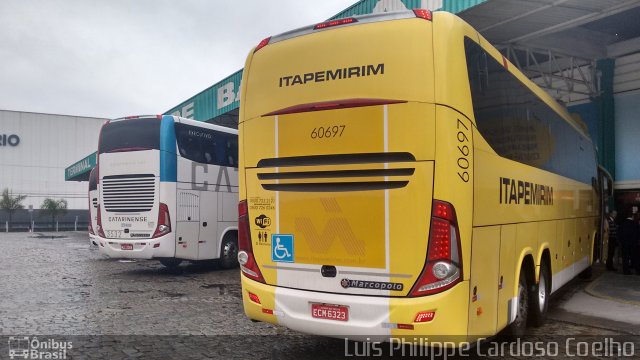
[456,119,471,183]
[310,125,345,139]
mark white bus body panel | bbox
[175,157,238,260]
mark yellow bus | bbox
[237,10,602,341]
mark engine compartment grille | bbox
[102,174,155,213]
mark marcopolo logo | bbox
[8,336,72,359]
[340,278,403,291]
[0,134,20,147]
[129,233,150,238]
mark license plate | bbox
[121,243,133,250]
[311,303,349,322]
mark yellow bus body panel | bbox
[243,102,437,293]
[242,19,434,122]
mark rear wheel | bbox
[159,258,182,268]
[219,233,238,269]
[529,261,550,327]
[504,270,529,337]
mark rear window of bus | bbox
[99,118,161,154]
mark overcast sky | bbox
[0,0,357,119]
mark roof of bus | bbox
[110,115,237,135]
[174,116,238,135]
[267,10,422,46]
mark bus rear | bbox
[96,116,174,259]
[239,11,470,339]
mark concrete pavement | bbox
[550,265,640,335]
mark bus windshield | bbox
[99,118,161,154]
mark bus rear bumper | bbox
[96,234,174,259]
[89,234,98,247]
[241,275,470,342]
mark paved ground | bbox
[586,271,640,306]
[0,232,638,359]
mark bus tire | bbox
[529,261,550,327]
[159,258,182,268]
[504,270,529,337]
[220,232,238,269]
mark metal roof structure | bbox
[65,0,640,181]
[459,0,640,103]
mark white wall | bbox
[0,110,105,209]
[614,52,640,94]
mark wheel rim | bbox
[223,241,237,263]
[538,272,547,313]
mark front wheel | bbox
[529,261,550,327]
[219,233,238,269]
[504,270,529,337]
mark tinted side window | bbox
[465,37,595,183]
[217,131,238,168]
[175,123,238,168]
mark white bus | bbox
[88,167,98,246]
[95,115,239,268]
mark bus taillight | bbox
[152,203,171,238]
[409,200,462,297]
[313,17,357,30]
[96,205,105,238]
[413,9,433,21]
[238,200,265,283]
[254,37,271,53]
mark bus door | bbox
[175,189,200,260]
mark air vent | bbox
[258,168,415,180]
[102,174,155,213]
[257,152,416,168]
[262,181,408,192]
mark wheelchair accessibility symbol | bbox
[271,234,294,263]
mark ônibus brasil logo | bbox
[8,336,72,359]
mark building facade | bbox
[0,109,105,228]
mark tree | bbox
[0,188,27,230]
[40,198,68,228]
